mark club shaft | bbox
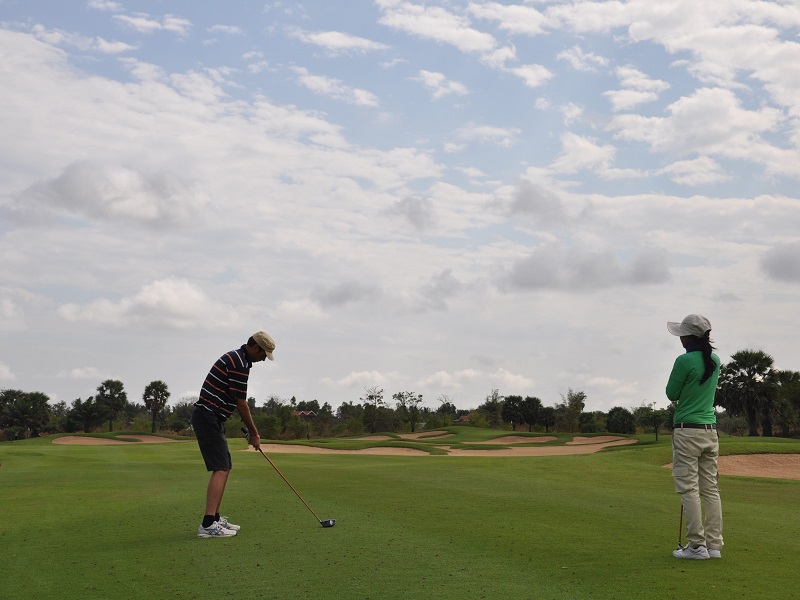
[678,504,684,547]
[258,448,322,523]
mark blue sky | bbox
[1,0,800,414]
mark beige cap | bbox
[252,331,276,361]
[667,314,711,338]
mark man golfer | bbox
[192,331,275,538]
[666,314,723,559]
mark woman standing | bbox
[666,314,723,559]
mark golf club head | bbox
[321,519,336,528]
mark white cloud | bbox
[58,278,241,330]
[609,88,786,171]
[414,69,469,100]
[604,66,669,111]
[417,369,480,389]
[87,0,122,12]
[489,368,535,394]
[377,1,496,53]
[0,363,16,381]
[21,162,209,227]
[659,156,730,186]
[508,63,553,88]
[467,2,548,36]
[30,24,134,53]
[291,66,380,107]
[288,29,389,54]
[208,25,243,36]
[549,132,616,174]
[456,123,521,147]
[557,45,609,72]
[321,370,399,389]
[57,366,109,380]
[113,13,192,36]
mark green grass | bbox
[1,432,799,599]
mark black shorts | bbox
[192,407,232,472]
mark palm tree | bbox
[716,349,778,436]
[143,380,171,433]
[775,370,800,437]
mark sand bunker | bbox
[472,435,557,445]
[717,454,800,481]
[53,435,181,445]
[250,444,428,456]
[51,435,800,479]
[450,438,637,456]
[567,436,626,445]
[397,432,456,440]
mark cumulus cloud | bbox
[377,1,496,54]
[659,156,730,186]
[549,132,616,174]
[20,162,208,228]
[414,70,469,100]
[0,362,16,381]
[387,196,436,231]
[288,28,389,54]
[609,87,784,165]
[311,281,381,309]
[58,278,240,329]
[557,45,609,72]
[291,66,380,107]
[456,123,520,147]
[501,244,671,291]
[417,368,480,389]
[761,243,800,282]
[30,24,135,53]
[57,366,109,380]
[321,370,398,389]
[87,0,122,11]
[419,269,463,311]
[489,368,535,393]
[507,180,567,224]
[113,13,192,36]
[207,25,243,36]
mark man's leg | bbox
[206,470,230,516]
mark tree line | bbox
[2,348,799,441]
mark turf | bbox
[1,432,798,600]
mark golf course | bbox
[2,428,799,600]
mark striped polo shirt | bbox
[195,346,252,421]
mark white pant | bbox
[672,428,724,550]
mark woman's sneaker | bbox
[673,545,710,559]
[198,521,236,538]
[218,516,241,531]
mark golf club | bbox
[242,428,335,528]
[676,504,684,550]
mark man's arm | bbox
[237,399,261,450]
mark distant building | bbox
[292,410,317,421]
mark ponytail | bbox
[698,331,716,384]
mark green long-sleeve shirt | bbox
[667,350,720,424]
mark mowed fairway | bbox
[2,433,799,600]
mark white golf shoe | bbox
[218,516,241,531]
[673,545,710,559]
[198,521,236,538]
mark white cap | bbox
[667,314,711,338]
